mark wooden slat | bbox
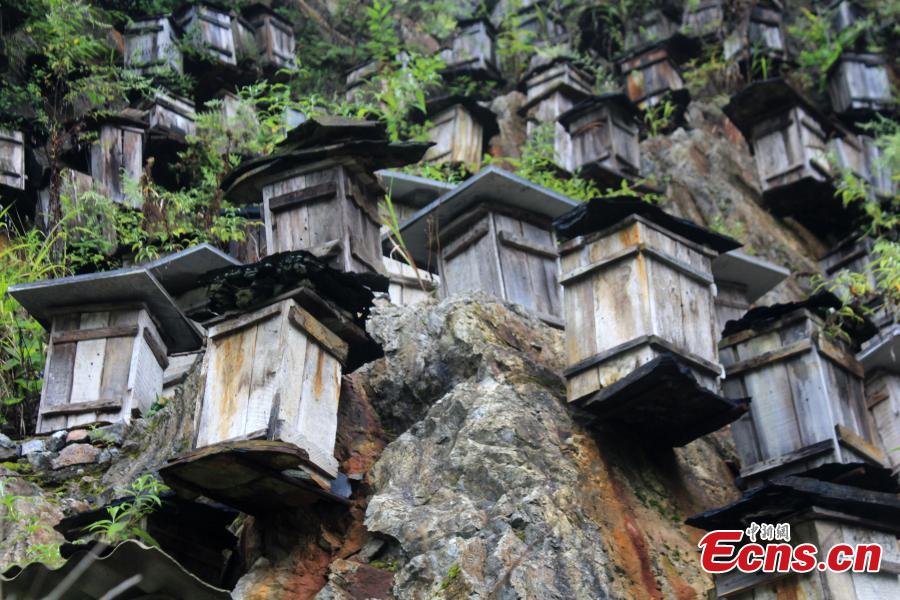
[208,302,283,339]
[288,305,349,364]
[443,220,490,261]
[142,325,170,370]
[269,182,337,213]
[50,325,139,344]
[724,338,813,376]
[816,335,865,378]
[41,399,121,417]
[497,230,557,259]
[836,424,886,464]
[38,314,80,433]
[739,439,834,479]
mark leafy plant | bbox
[815,117,899,328]
[789,7,872,91]
[85,475,168,546]
[0,208,68,435]
[643,98,676,137]
[0,478,63,568]
[2,0,150,236]
[485,122,660,203]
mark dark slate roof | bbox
[686,476,900,532]
[220,116,431,202]
[723,78,833,141]
[558,93,641,130]
[720,291,878,346]
[570,354,749,447]
[1,540,231,600]
[200,251,388,370]
[795,462,900,494]
[553,196,741,254]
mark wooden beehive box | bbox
[261,164,385,274]
[688,476,900,600]
[383,256,439,306]
[724,0,785,63]
[863,135,896,199]
[89,117,146,207]
[230,13,257,63]
[144,91,196,142]
[624,8,680,49]
[124,15,182,74]
[829,129,868,181]
[9,267,203,434]
[724,79,832,197]
[711,250,789,332]
[221,117,430,274]
[832,0,867,33]
[558,93,641,184]
[398,167,579,326]
[681,0,724,40]
[720,303,884,487]
[441,18,500,81]
[556,199,739,404]
[618,42,686,108]
[0,128,25,192]
[865,369,900,472]
[519,57,594,172]
[244,3,296,70]
[38,306,167,433]
[828,54,893,117]
[423,97,498,170]
[175,2,236,66]
[195,297,346,477]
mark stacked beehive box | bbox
[553,197,748,446]
[399,167,579,326]
[220,117,430,275]
[160,251,386,513]
[720,295,885,488]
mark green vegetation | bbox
[0,478,63,568]
[789,7,872,91]
[85,474,168,546]
[816,117,900,334]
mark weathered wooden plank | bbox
[836,424,886,465]
[68,312,111,428]
[0,129,26,191]
[38,315,80,433]
[268,182,337,213]
[288,305,349,364]
[725,338,813,376]
[51,325,138,344]
[245,307,286,436]
[98,311,138,414]
[41,399,122,417]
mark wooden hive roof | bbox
[553,196,741,253]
